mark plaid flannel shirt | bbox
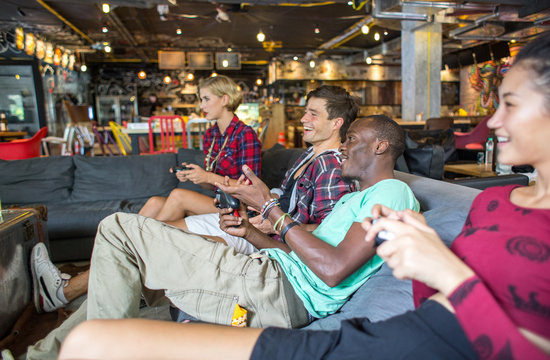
[203,115,261,179]
[279,147,353,225]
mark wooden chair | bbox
[42,101,95,156]
[0,127,48,160]
[109,121,132,155]
[147,115,185,154]
[424,117,454,130]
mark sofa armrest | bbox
[447,174,529,190]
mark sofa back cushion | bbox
[0,156,74,204]
[71,154,177,202]
[394,171,480,246]
[261,144,306,189]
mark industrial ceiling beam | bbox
[314,16,374,56]
[35,0,94,44]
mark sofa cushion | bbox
[47,199,149,239]
[305,263,413,330]
[261,144,306,189]
[394,171,480,245]
[0,156,74,204]
[71,154,178,202]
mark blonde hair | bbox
[198,75,243,112]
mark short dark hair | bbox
[306,86,359,141]
[513,32,550,112]
[363,115,405,161]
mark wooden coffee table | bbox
[444,163,497,178]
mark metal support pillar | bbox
[401,7,442,122]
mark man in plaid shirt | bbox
[183,85,358,254]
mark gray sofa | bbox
[1,147,483,330]
[0,146,303,262]
[0,150,208,262]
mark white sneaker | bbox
[30,243,68,313]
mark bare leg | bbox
[59,319,263,360]
[155,188,217,222]
[138,196,167,218]
[64,269,89,302]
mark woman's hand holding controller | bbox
[362,204,474,295]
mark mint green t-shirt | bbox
[265,179,419,318]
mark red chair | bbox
[0,127,48,160]
[454,116,491,150]
[147,115,186,154]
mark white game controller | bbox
[371,218,396,246]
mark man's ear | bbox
[375,140,389,155]
[332,117,344,131]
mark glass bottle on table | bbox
[485,137,494,170]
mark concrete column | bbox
[401,10,442,122]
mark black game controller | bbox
[171,165,191,173]
[215,189,240,217]
[371,218,396,247]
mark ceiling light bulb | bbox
[104,45,112,53]
[102,3,110,13]
[257,31,265,42]
[383,30,388,36]
[138,70,146,79]
[314,26,320,34]
[15,74,20,80]
[102,26,108,33]
[347,1,353,5]
[81,64,87,72]
[176,28,182,35]
[163,75,172,84]
[256,78,263,86]
[374,32,380,41]
[309,60,315,68]
[293,56,298,61]
[366,57,372,64]
[361,24,369,34]
[227,47,232,52]
[186,73,194,81]
[222,59,229,67]
[510,39,516,43]
[211,72,218,77]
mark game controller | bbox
[371,218,396,246]
[171,165,191,173]
[215,189,240,217]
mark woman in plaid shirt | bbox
[139,75,261,221]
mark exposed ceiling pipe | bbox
[449,10,500,38]
[35,0,94,44]
[314,17,374,56]
[403,1,495,12]
[102,6,149,61]
[372,0,431,22]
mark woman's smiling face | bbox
[488,64,550,168]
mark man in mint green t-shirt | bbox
[218,115,419,319]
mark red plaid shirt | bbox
[203,116,261,179]
[279,148,353,225]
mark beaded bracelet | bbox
[273,213,291,232]
[261,198,279,219]
[280,221,300,243]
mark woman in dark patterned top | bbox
[58,33,550,360]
